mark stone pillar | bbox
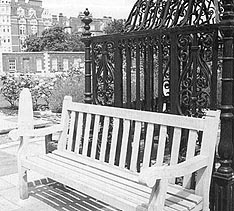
[213,1,234,210]
[81,9,93,104]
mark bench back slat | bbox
[169,127,182,184]
[142,123,154,169]
[67,111,76,151]
[109,118,120,165]
[130,121,142,171]
[99,116,110,162]
[155,125,167,166]
[57,96,72,151]
[90,115,100,159]
[74,112,84,153]
[183,130,198,188]
[82,113,92,156]
[119,119,131,168]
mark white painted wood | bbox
[67,111,76,151]
[119,119,131,168]
[99,116,110,162]
[195,110,220,210]
[109,118,120,165]
[148,179,168,211]
[82,113,92,156]
[142,123,154,169]
[9,124,63,140]
[66,103,205,130]
[90,115,100,159]
[139,155,208,187]
[15,94,220,211]
[57,96,72,151]
[130,121,142,171]
[155,125,167,166]
[169,127,182,184]
[17,88,34,199]
[74,112,83,154]
[183,130,198,188]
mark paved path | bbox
[0,138,119,211]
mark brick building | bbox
[0,51,85,75]
[0,0,53,52]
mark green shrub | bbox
[48,70,85,113]
[0,74,53,110]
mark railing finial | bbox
[82,8,92,37]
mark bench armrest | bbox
[9,124,63,141]
[138,155,208,187]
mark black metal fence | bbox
[88,25,220,117]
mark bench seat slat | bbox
[51,150,202,205]
[22,155,202,211]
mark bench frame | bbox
[10,88,220,211]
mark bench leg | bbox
[18,166,29,199]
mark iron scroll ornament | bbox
[177,33,212,117]
[123,0,220,32]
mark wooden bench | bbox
[10,88,220,211]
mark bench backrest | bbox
[58,96,220,195]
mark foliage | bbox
[0,67,85,112]
[0,74,53,110]
[103,19,125,34]
[23,26,85,52]
[48,68,85,113]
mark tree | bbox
[103,19,125,34]
[23,26,84,52]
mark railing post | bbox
[82,8,93,104]
[213,1,234,210]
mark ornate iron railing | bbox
[85,25,221,118]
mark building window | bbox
[31,25,37,35]
[9,59,16,72]
[73,58,81,68]
[23,58,30,73]
[51,58,57,72]
[36,58,42,72]
[19,25,26,35]
[63,59,69,72]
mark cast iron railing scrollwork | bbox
[177,33,212,117]
[93,41,115,105]
[124,0,221,32]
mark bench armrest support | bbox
[138,155,208,187]
[9,124,63,141]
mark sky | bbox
[42,0,136,19]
